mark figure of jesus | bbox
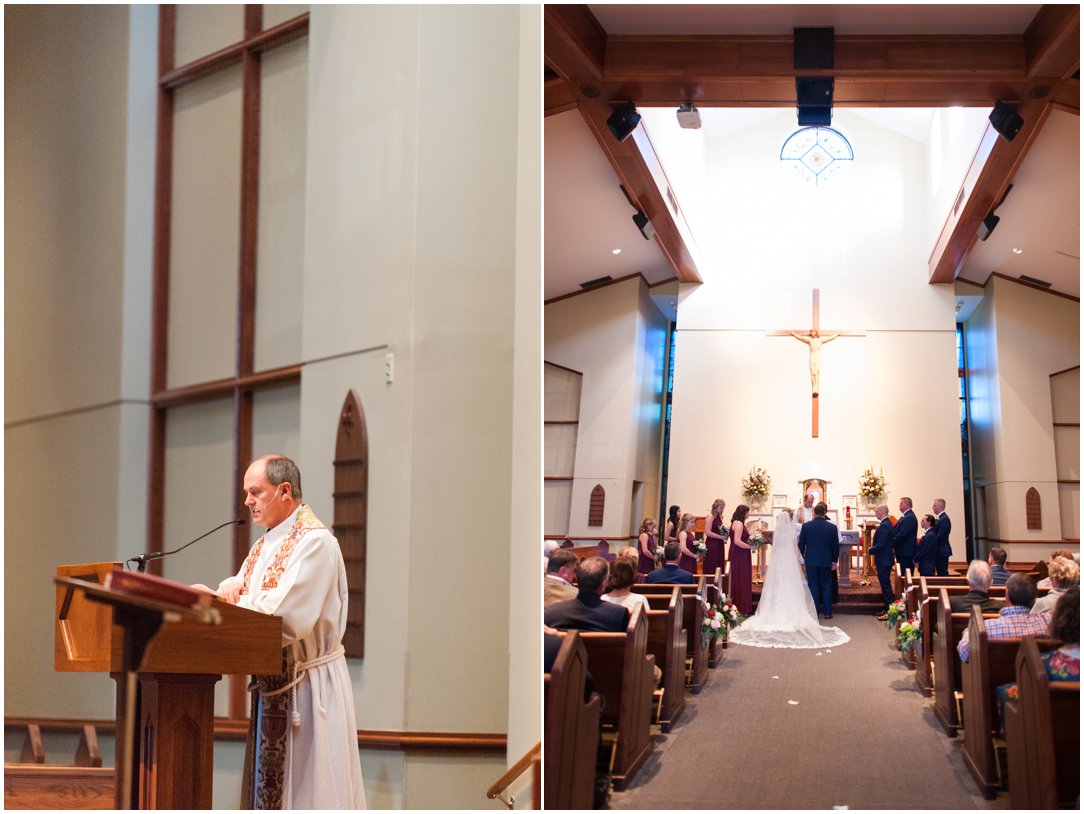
[789,329,840,396]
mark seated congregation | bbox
[543,534,1079,809]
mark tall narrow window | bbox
[333,390,368,658]
[588,485,605,527]
[1025,487,1042,530]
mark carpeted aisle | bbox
[609,615,1008,810]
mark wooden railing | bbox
[485,742,540,809]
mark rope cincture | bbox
[250,645,346,727]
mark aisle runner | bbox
[609,616,994,810]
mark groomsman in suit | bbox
[891,496,918,576]
[932,498,952,576]
[869,504,896,618]
[798,502,840,618]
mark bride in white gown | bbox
[728,511,850,649]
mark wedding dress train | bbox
[728,512,850,649]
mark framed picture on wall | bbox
[772,494,788,509]
[842,495,858,511]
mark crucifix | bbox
[769,289,864,437]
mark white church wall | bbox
[506,4,542,794]
[926,107,995,251]
[967,275,1080,561]
[667,110,964,535]
[545,277,643,538]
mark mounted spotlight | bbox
[607,102,641,142]
[989,101,1023,141]
[676,102,701,130]
[977,213,1000,242]
[632,210,655,241]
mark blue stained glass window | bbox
[780,126,854,185]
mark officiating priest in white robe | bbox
[211,454,366,809]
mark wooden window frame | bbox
[148,5,309,720]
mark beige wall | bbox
[545,276,670,539]
[4,4,151,719]
[965,274,1080,562]
[302,5,534,808]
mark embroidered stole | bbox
[240,505,326,809]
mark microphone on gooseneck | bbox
[128,518,246,572]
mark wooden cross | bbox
[768,289,864,437]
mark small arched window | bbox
[1025,487,1042,531]
[333,390,368,657]
[588,484,605,527]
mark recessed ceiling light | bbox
[1012,248,1023,254]
[611,248,622,255]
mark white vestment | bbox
[220,506,366,809]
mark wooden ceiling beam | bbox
[1023,4,1080,79]
[604,35,1026,81]
[544,6,702,284]
[927,93,1054,284]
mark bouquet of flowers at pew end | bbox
[703,594,744,640]
[885,599,907,628]
[897,618,920,653]
[748,532,766,549]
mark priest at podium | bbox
[197,454,366,809]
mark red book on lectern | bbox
[105,567,212,608]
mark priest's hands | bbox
[218,577,244,604]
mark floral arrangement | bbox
[741,466,772,499]
[654,544,665,560]
[748,532,766,549]
[885,599,907,628]
[703,594,743,640]
[693,539,707,556]
[897,618,920,653]
[858,466,887,500]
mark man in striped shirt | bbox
[958,572,1051,662]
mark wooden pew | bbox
[3,719,114,810]
[932,590,999,738]
[4,765,115,810]
[1004,637,1080,810]
[633,578,712,693]
[960,606,1057,799]
[642,588,687,733]
[544,631,602,811]
[579,605,654,791]
[914,580,1006,697]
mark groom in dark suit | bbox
[891,496,918,576]
[798,502,840,618]
[869,504,896,617]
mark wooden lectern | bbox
[55,563,282,809]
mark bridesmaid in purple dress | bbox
[636,517,658,576]
[728,504,754,615]
[677,513,699,576]
[703,498,728,578]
